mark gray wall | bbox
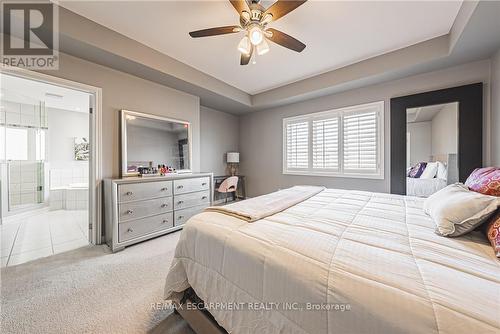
[239,60,491,197]
[431,103,458,157]
[126,125,181,169]
[407,122,431,167]
[39,52,200,178]
[492,49,500,166]
[200,106,239,175]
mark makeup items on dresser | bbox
[138,166,158,177]
[137,164,177,177]
[158,165,176,176]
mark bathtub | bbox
[50,184,88,211]
[68,183,88,189]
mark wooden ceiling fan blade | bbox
[240,45,254,65]
[229,0,250,16]
[266,28,306,52]
[262,0,307,22]
[189,26,240,38]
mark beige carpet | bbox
[1,231,194,334]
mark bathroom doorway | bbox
[1,69,102,267]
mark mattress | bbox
[406,177,447,197]
[164,189,500,334]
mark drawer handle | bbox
[161,203,169,208]
[125,191,133,196]
[161,187,168,191]
[127,228,133,233]
[201,196,207,200]
[177,185,184,189]
[162,219,168,224]
[126,209,134,215]
[178,215,184,219]
[202,182,207,186]
[177,200,184,205]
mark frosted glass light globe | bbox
[249,27,263,45]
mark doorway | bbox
[1,69,102,267]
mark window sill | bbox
[282,170,384,180]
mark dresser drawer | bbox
[118,181,172,202]
[173,177,210,195]
[119,197,173,222]
[118,212,174,242]
[174,190,210,210]
[174,204,208,226]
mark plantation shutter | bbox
[285,121,309,169]
[343,110,378,173]
[312,117,339,170]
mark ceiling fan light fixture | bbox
[257,39,270,56]
[241,11,251,22]
[261,13,273,25]
[188,0,308,65]
[237,36,251,55]
[249,26,263,45]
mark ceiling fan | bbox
[189,0,307,65]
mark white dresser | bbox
[104,173,213,252]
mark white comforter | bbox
[406,177,447,197]
[164,189,500,334]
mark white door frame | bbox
[1,65,103,245]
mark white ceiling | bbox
[59,1,463,95]
[1,74,90,112]
[407,102,457,123]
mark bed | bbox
[406,154,458,197]
[406,177,447,198]
[164,187,500,334]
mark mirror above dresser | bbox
[120,110,192,177]
[106,109,212,252]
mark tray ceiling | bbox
[60,1,462,95]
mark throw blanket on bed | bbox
[204,185,325,222]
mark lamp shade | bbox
[227,152,240,163]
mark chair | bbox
[217,176,239,203]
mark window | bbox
[35,129,46,161]
[312,117,339,170]
[283,101,384,179]
[5,128,28,161]
[285,121,309,169]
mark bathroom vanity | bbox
[104,173,213,252]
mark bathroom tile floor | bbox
[1,209,89,267]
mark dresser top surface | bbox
[109,172,213,185]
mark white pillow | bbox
[424,183,500,237]
[436,161,448,180]
[420,162,438,179]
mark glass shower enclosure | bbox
[1,90,47,216]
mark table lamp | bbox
[226,152,239,176]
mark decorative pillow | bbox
[408,162,427,178]
[420,162,438,179]
[481,210,500,258]
[406,166,413,177]
[464,167,500,196]
[436,161,448,180]
[423,183,500,237]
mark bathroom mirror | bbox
[120,110,191,177]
